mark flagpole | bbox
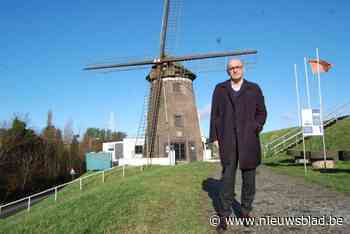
[316,48,328,168]
[303,57,311,171]
[294,64,307,175]
[304,57,311,109]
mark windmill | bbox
[84,0,257,163]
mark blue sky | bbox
[1,0,349,138]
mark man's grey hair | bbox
[226,59,244,75]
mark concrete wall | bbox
[119,157,173,166]
[102,138,144,162]
[102,141,122,162]
[122,138,144,159]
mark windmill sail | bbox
[164,0,183,55]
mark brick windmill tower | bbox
[85,0,257,163]
[145,62,201,162]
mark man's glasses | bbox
[228,66,243,71]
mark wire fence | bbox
[0,164,144,217]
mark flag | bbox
[308,59,333,74]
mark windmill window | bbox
[135,145,143,154]
[174,114,184,127]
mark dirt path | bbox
[202,163,350,233]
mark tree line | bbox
[0,111,126,204]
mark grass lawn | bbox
[0,162,220,234]
[263,153,350,194]
[292,117,350,151]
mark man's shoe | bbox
[240,211,254,227]
[216,216,228,232]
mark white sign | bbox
[168,149,176,166]
[301,108,323,136]
[70,168,76,175]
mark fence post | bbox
[55,187,58,201]
[0,205,2,216]
[27,197,31,212]
[80,178,82,190]
[122,165,125,177]
[102,171,105,183]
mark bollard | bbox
[80,178,82,190]
[55,187,58,201]
[27,197,31,212]
[102,171,105,183]
[122,165,125,177]
[0,206,2,216]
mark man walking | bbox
[209,59,267,230]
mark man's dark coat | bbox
[209,79,267,169]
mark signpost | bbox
[301,108,323,137]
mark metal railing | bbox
[0,164,142,217]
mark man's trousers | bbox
[219,156,256,217]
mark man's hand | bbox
[213,141,219,150]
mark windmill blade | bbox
[162,50,257,63]
[183,54,258,74]
[92,65,152,74]
[163,0,183,56]
[159,0,170,58]
[145,65,164,160]
[189,62,257,74]
[84,58,157,71]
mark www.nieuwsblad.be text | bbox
[209,214,344,227]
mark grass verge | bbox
[0,162,219,234]
[263,154,350,194]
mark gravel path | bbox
[202,164,350,233]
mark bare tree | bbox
[63,119,74,145]
[0,120,10,129]
[47,110,53,128]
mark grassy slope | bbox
[293,117,350,151]
[260,126,298,145]
[262,117,350,194]
[2,119,348,233]
[0,162,220,234]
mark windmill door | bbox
[173,143,186,161]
